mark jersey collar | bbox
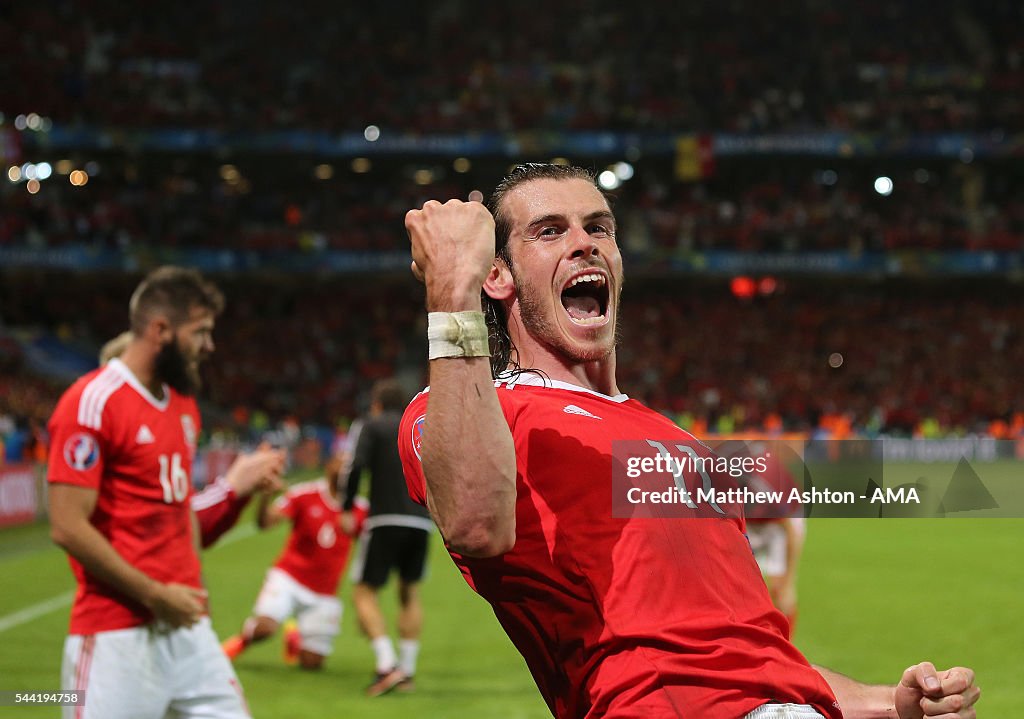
[107,358,171,411]
[496,371,630,403]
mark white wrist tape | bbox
[427,311,489,359]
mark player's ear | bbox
[483,258,514,301]
[148,313,174,344]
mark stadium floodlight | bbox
[36,162,52,180]
[7,166,21,183]
[828,352,844,368]
[364,125,381,142]
[22,163,37,181]
[873,176,893,196]
[597,170,621,190]
[613,162,634,181]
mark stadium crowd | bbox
[3,274,1023,467]
[3,1,1022,133]
[3,0,1022,467]
[3,158,1023,253]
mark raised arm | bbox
[256,490,288,530]
[405,199,517,558]
[192,445,285,547]
[340,420,366,512]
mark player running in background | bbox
[398,164,979,719]
[340,379,434,696]
[48,266,285,719]
[98,329,283,549]
[221,453,368,670]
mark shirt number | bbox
[158,452,189,504]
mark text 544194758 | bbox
[0,691,85,706]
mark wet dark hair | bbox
[482,163,601,378]
[129,266,224,334]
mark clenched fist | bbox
[405,198,496,312]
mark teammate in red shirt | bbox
[221,454,369,670]
[399,164,979,719]
[48,267,285,719]
[98,328,283,550]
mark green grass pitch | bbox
[0,462,1020,717]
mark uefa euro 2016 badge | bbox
[180,414,197,457]
[64,432,100,471]
[411,414,426,460]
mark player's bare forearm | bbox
[49,484,166,610]
[256,492,284,529]
[405,197,512,556]
[815,666,897,718]
[50,484,205,627]
[422,356,516,558]
[819,661,980,718]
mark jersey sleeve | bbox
[46,386,108,490]
[397,391,430,506]
[191,477,251,549]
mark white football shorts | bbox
[744,703,826,719]
[62,616,248,719]
[252,567,342,656]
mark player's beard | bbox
[513,266,617,364]
[155,338,202,396]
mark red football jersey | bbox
[399,374,841,719]
[47,359,204,634]
[191,475,251,548]
[272,480,368,596]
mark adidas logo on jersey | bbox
[563,404,601,420]
[136,424,155,444]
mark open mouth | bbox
[560,271,610,326]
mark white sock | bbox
[399,639,420,677]
[371,635,397,673]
